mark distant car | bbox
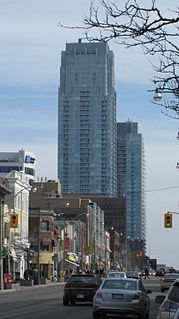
[149,269,156,276]
[155,268,165,277]
[63,274,101,305]
[161,273,179,292]
[93,277,152,319]
[107,271,126,278]
[155,279,179,319]
[169,268,176,273]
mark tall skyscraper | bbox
[58,40,117,196]
[117,121,146,243]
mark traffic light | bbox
[164,212,172,228]
[10,213,18,228]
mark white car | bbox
[93,277,151,319]
[155,279,179,319]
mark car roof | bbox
[109,270,125,273]
[105,277,138,282]
[70,274,95,277]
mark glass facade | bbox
[117,121,146,243]
[58,41,117,196]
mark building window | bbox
[41,220,49,232]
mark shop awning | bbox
[67,252,79,262]
[65,259,80,267]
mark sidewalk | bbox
[0,280,64,293]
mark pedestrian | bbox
[144,267,149,279]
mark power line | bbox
[146,186,179,193]
[121,185,179,196]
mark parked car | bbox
[93,277,152,319]
[63,274,101,305]
[155,279,179,319]
[149,269,156,276]
[161,273,179,292]
[107,271,126,278]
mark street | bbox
[0,277,164,319]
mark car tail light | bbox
[95,291,102,298]
[133,293,142,301]
[64,282,69,289]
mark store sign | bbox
[84,246,89,255]
[25,155,36,164]
[65,237,69,249]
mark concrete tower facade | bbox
[117,121,146,244]
[58,40,117,196]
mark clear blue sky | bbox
[1,0,179,268]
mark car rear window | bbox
[164,274,179,280]
[102,279,137,290]
[108,273,125,278]
[68,275,96,283]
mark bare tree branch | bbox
[59,0,179,118]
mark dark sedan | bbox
[63,274,101,305]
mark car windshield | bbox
[68,275,95,283]
[102,279,137,290]
[108,272,125,278]
[168,286,179,303]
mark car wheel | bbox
[63,297,69,306]
[71,300,75,305]
[161,288,165,292]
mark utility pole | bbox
[37,213,41,285]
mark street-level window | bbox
[41,220,49,232]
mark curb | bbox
[0,282,65,293]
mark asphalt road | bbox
[0,277,164,319]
